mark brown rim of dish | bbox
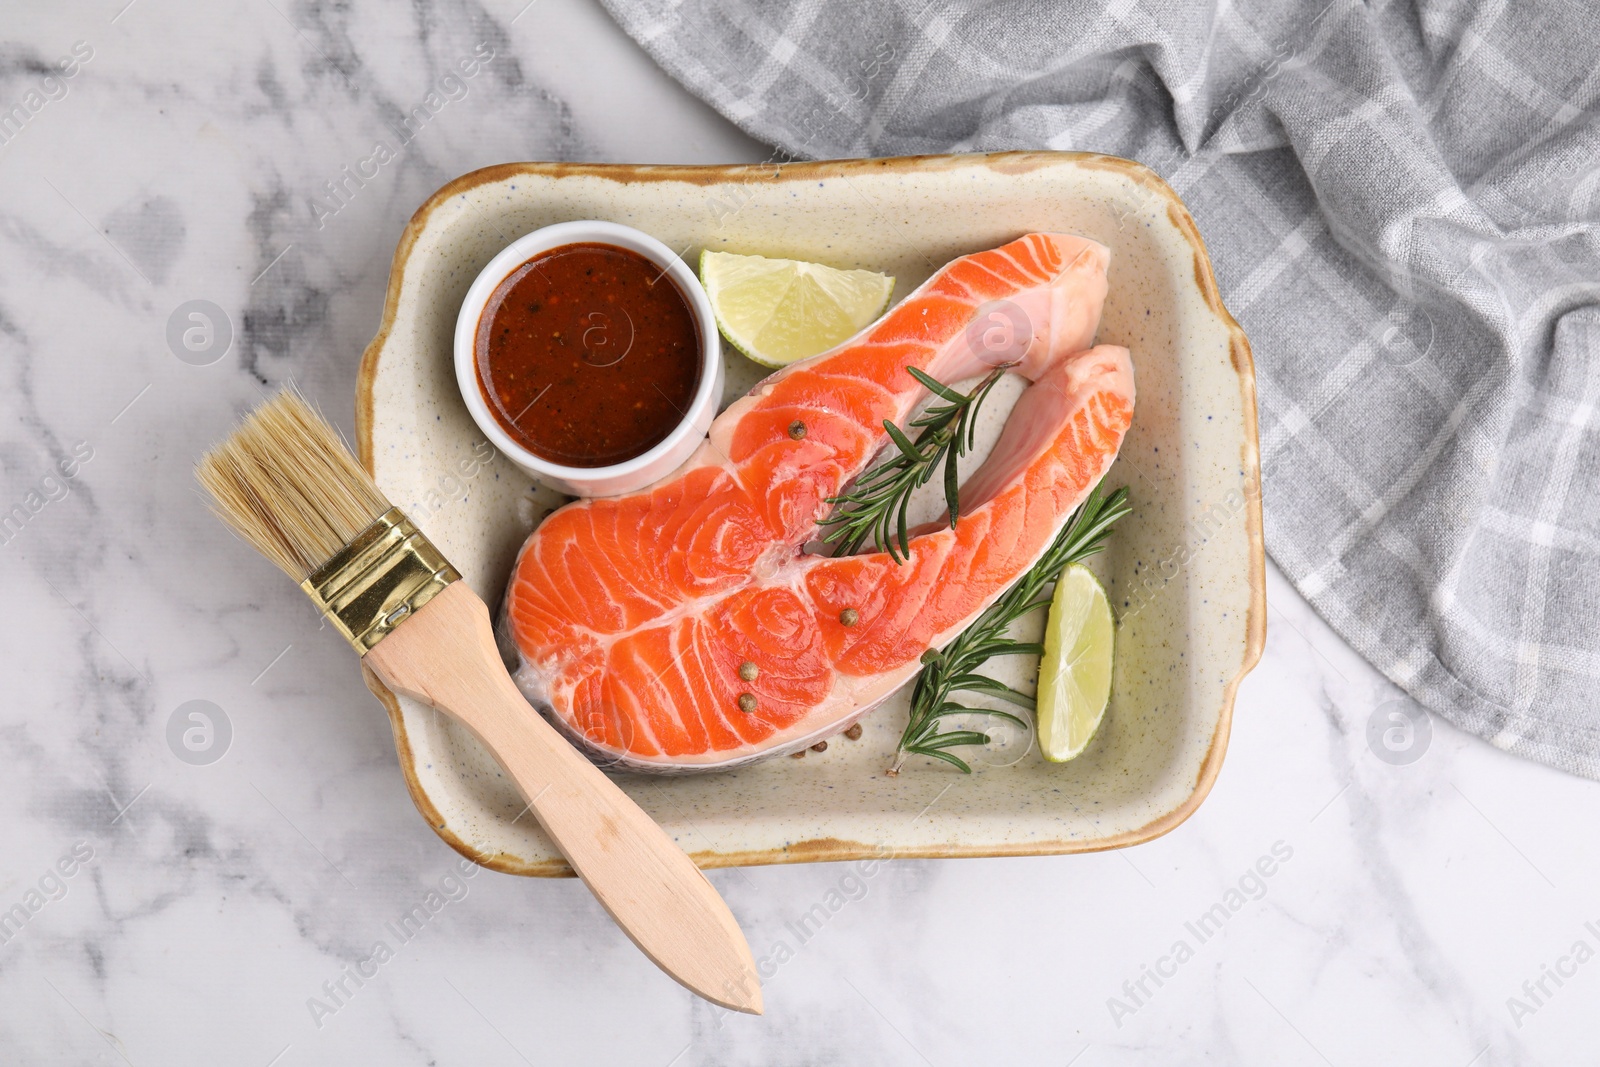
[355,150,1266,878]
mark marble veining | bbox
[0,2,1596,1064]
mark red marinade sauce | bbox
[475,242,701,468]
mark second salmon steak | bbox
[504,233,1135,772]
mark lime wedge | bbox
[699,250,894,368]
[1036,563,1115,762]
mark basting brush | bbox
[196,389,761,1014]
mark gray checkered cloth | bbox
[600,0,1600,778]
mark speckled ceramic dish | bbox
[356,152,1264,876]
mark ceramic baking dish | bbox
[356,151,1264,875]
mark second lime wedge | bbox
[1036,563,1115,762]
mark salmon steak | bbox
[503,233,1135,772]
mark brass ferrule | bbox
[299,508,460,653]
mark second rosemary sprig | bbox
[819,366,1007,562]
[889,483,1131,775]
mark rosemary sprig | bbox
[819,366,1007,563]
[889,484,1132,775]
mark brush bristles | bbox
[196,390,391,581]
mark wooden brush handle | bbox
[365,582,761,1014]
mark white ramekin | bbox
[453,220,722,498]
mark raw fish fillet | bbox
[503,234,1134,771]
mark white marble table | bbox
[1,2,1595,1063]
